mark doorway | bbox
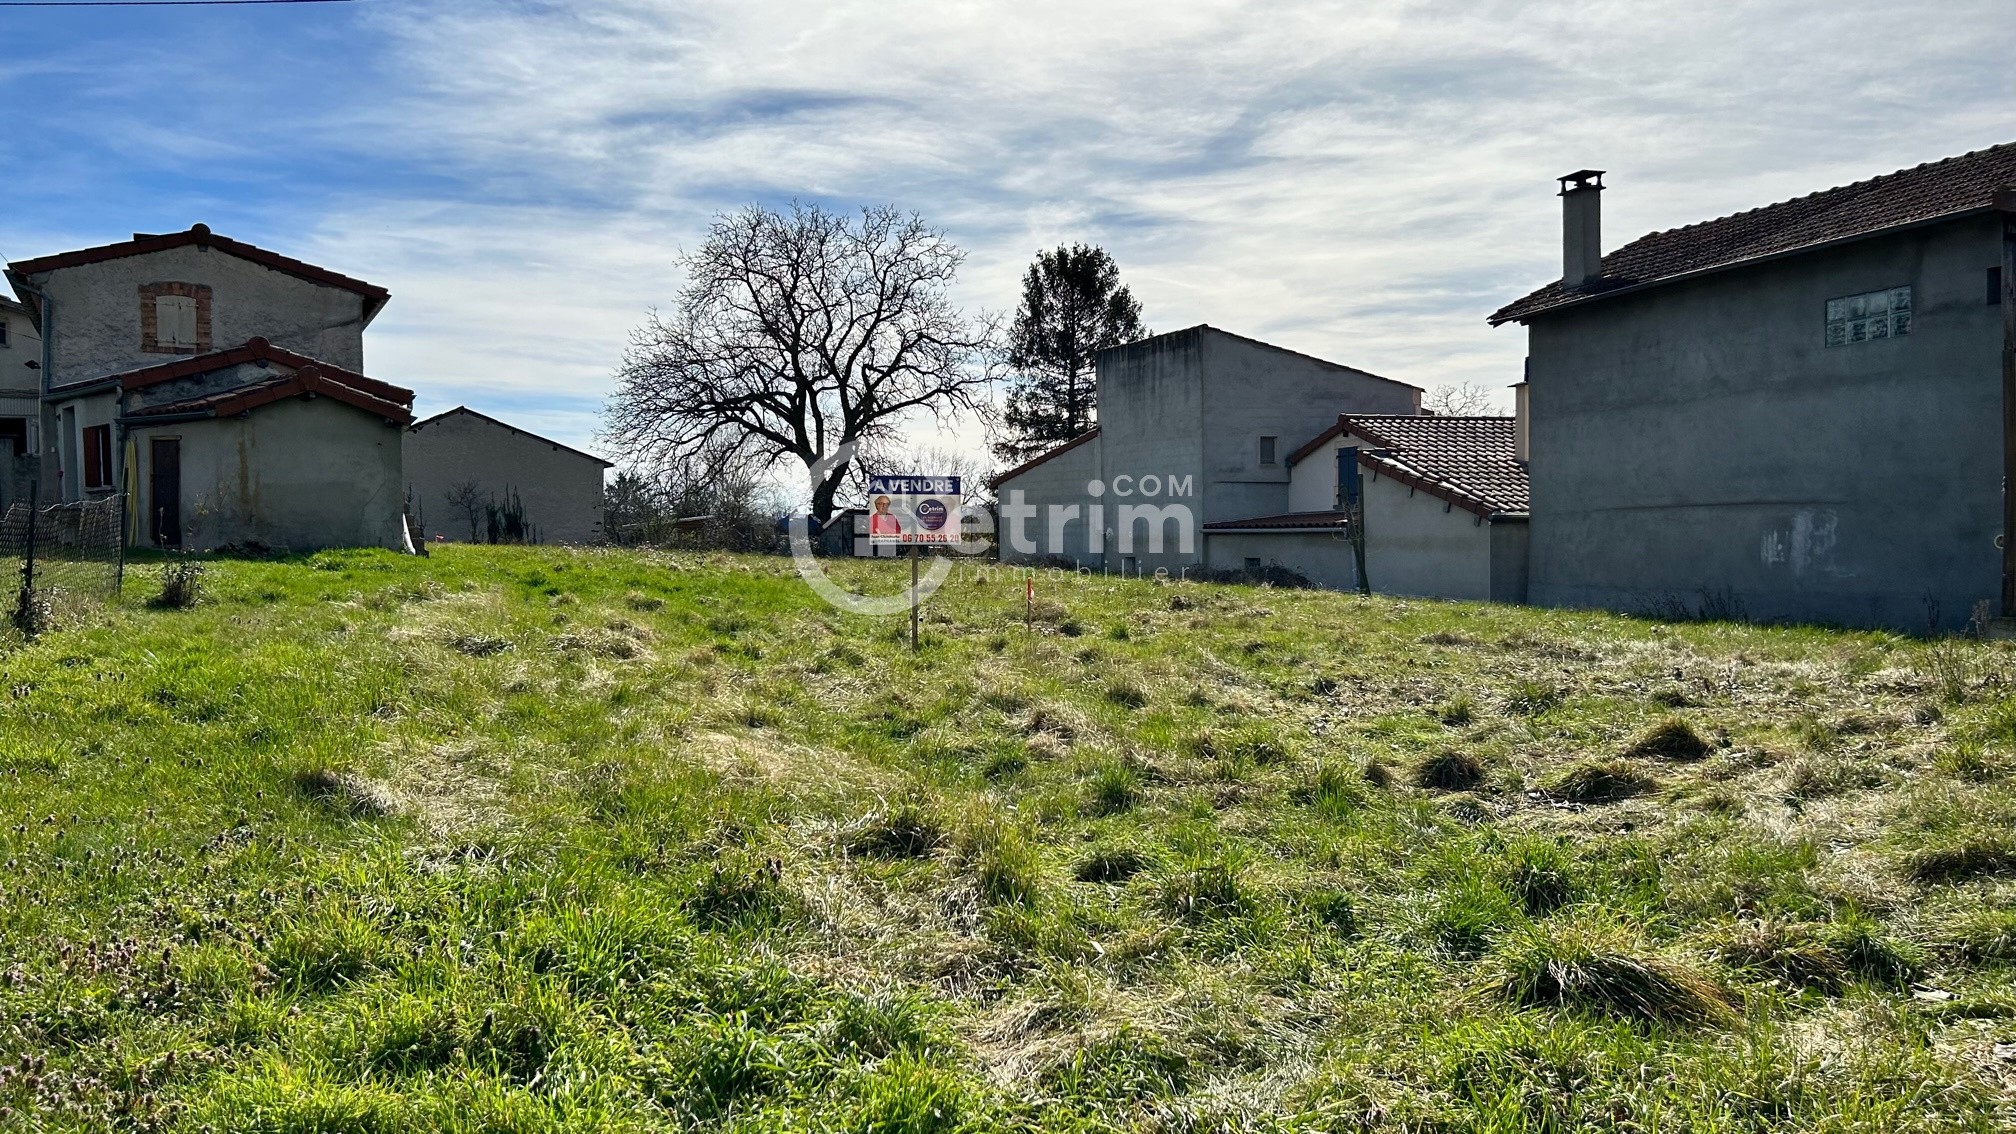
[150,437,181,547]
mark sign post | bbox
[867,474,963,652]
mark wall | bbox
[1097,330,1206,574]
[130,396,405,551]
[1360,466,1494,600]
[1523,216,2003,631]
[0,300,38,507]
[1203,532,1359,590]
[1489,519,1530,604]
[404,411,610,545]
[25,244,369,389]
[997,433,1103,566]
[1200,333,1418,549]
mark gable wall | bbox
[405,412,609,545]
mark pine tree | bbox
[993,244,1146,464]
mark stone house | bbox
[405,407,613,545]
[1491,143,2016,631]
[5,224,413,550]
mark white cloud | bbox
[70,0,2016,455]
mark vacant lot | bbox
[2,547,2014,1132]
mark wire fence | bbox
[4,493,126,635]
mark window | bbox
[0,318,9,347]
[1825,286,1911,346]
[1992,267,2005,307]
[139,282,212,354]
[82,424,112,490]
[1259,436,1278,466]
[0,417,26,457]
[1244,557,1263,571]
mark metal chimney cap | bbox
[1558,170,1606,194]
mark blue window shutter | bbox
[1338,447,1360,508]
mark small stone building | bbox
[405,407,612,545]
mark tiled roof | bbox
[989,427,1100,489]
[125,369,413,425]
[1490,141,2016,325]
[8,224,390,324]
[1341,414,1528,517]
[52,337,414,406]
[1201,510,1352,532]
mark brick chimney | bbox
[1559,170,1605,288]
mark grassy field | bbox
[2,546,2015,1132]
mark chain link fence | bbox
[5,492,126,636]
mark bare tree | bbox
[444,481,487,542]
[1422,382,1505,416]
[603,203,998,525]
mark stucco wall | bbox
[1489,520,1530,604]
[1361,466,1494,600]
[405,410,610,545]
[0,301,38,507]
[1200,334,1418,542]
[1523,216,2003,631]
[997,433,1103,565]
[24,244,369,388]
[1204,532,1359,590]
[131,397,405,551]
[1098,330,1205,574]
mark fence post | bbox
[115,492,127,594]
[12,482,38,636]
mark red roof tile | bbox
[54,337,413,406]
[1490,141,2016,325]
[8,224,390,324]
[1201,510,1352,532]
[1339,414,1528,517]
[125,369,413,426]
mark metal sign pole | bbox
[910,544,921,651]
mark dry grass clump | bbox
[293,767,399,819]
[1074,844,1153,884]
[845,798,947,859]
[1545,758,1658,804]
[1435,693,1476,726]
[1487,919,1736,1026]
[1623,717,1711,761]
[1712,915,1922,990]
[1502,679,1562,716]
[1412,750,1486,791]
[449,633,514,657]
[1907,837,2016,884]
[1937,909,2016,962]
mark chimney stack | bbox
[1559,170,1605,288]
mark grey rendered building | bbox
[405,407,613,545]
[992,325,1421,577]
[6,224,414,550]
[1492,145,2016,631]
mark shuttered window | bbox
[155,296,199,347]
[82,424,112,489]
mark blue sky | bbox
[4,0,2014,464]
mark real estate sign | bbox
[866,475,962,546]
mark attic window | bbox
[1824,286,1910,347]
[139,282,212,355]
[0,318,9,347]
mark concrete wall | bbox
[405,410,610,545]
[1361,466,1495,600]
[1489,519,1530,604]
[1200,333,1418,543]
[1523,216,2003,631]
[1204,531,1360,589]
[131,397,405,551]
[997,432,1103,566]
[23,244,369,388]
[1098,330,1206,575]
[0,300,38,508]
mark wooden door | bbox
[149,438,181,547]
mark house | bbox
[992,324,1422,578]
[0,294,39,508]
[5,224,412,550]
[405,407,613,544]
[1490,144,2016,631]
[1209,413,1530,600]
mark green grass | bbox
[1,546,2015,1131]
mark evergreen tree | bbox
[993,244,1146,464]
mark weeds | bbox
[1623,717,1711,761]
[1546,758,1657,804]
[1487,919,1736,1026]
[1413,750,1487,791]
